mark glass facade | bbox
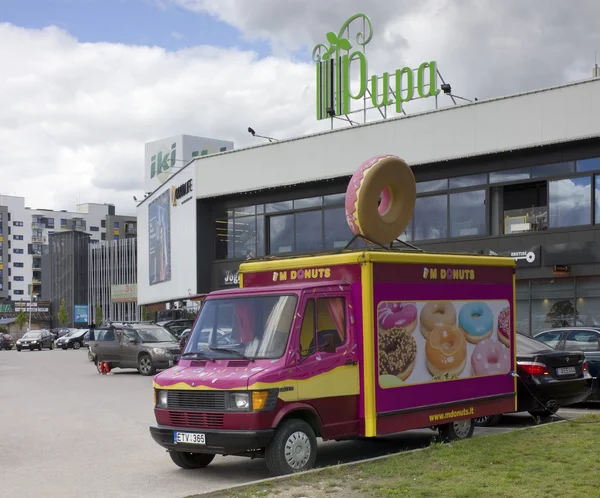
[516,277,600,336]
[214,156,600,260]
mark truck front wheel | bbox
[169,451,215,469]
[265,419,317,476]
[439,419,475,441]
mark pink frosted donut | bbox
[497,307,510,347]
[345,154,416,245]
[378,302,417,335]
[471,338,510,376]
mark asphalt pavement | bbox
[0,348,595,498]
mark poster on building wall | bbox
[74,305,88,323]
[111,284,138,303]
[148,189,172,285]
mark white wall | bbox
[190,78,600,199]
[137,167,197,305]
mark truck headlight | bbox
[153,348,167,355]
[230,393,250,411]
[155,390,168,408]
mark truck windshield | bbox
[185,294,298,359]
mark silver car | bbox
[89,324,181,376]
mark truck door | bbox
[294,292,359,437]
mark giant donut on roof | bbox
[345,154,416,245]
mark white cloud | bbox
[2,0,600,215]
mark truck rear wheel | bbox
[439,419,474,441]
[169,451,215,469]
[265,419,317,476]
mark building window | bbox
[14,262,23,268]
[294,196,323,209]
[531,161,575,178]
[60,219,67,228]
[449,174,487,189]
[413,194,447,241]
[269,214,294,254]
[14,290,24,295]
[503,181,547,234]
[13,249,23,254]
[595,176,600,225]
[46,217,55,228]
[577,157,600,173]
[530,278,575,335]
[266,201,293,213]
[234,216,257,259]
[416,179,448,194]
[113,221,119,229]
[14,276,24,281]
[295,210,323,253]
[548,176,591,228]
[13,221,23,227]
[489,167,530,184]
[101,219,106,228]
[13,235,23,241]
[101,232,106,241]
[323,193,346,206]
[449,190,486,237]
[90,226,99,232]
[324,208,351,249]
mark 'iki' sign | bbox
[313,13,439,121]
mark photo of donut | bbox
[378,302,418,336]
[419,301,457,339]
[377,299,512,388]
[458,302,494,344]
[425,324,467,377]
[497,307,510,347]
[378,327,417,381]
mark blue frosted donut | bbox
[458,302,494,344]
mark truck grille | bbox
[168,411,224,429]
[167,390,227,411]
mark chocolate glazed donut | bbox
[345,154,416,245]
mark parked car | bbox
[179,328,191,350]
[474,333,593,426]
[52,328,71,340]
[1,333,14,350]
[156,319,195,339]
[89,323,181,375]
[56,329,88,350]
[534,327,600,400]
[16,330,55,351]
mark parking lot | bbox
[0,348,597,498]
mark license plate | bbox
[557,366,576,376]
[174,432,205,444]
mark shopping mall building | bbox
[137,74,600,336]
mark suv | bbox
[89,323,181,376]
[1,333,14,350]
[16,330,54,351]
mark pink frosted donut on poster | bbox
[471,338,510,376]
[378,302,418,335]
[497,307,510,347]
[345,154,416,245]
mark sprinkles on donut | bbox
[378,328,417,381]
[497,307,511,347]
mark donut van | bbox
[149,155,518,475]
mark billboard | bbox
[148,189,171,285]
[74,305,89,323]
[111,284,138,303]
[144,134,234,192]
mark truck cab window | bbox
[299,297,346,358]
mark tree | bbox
[95,304,103,326]
[57,298,69,327]
[15,307,28,335]
[141,306,151,322]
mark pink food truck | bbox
[150,250,518,475]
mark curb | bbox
[187,417,573,498]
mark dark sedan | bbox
[56,329,88,350]
[535,327,600,401]
[16,330,55,351]
[1,333,14,350]
[474,333,592,426]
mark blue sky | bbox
[2,0,272,55]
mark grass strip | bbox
[195,415,600,498]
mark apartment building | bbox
[0,195,137,303]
